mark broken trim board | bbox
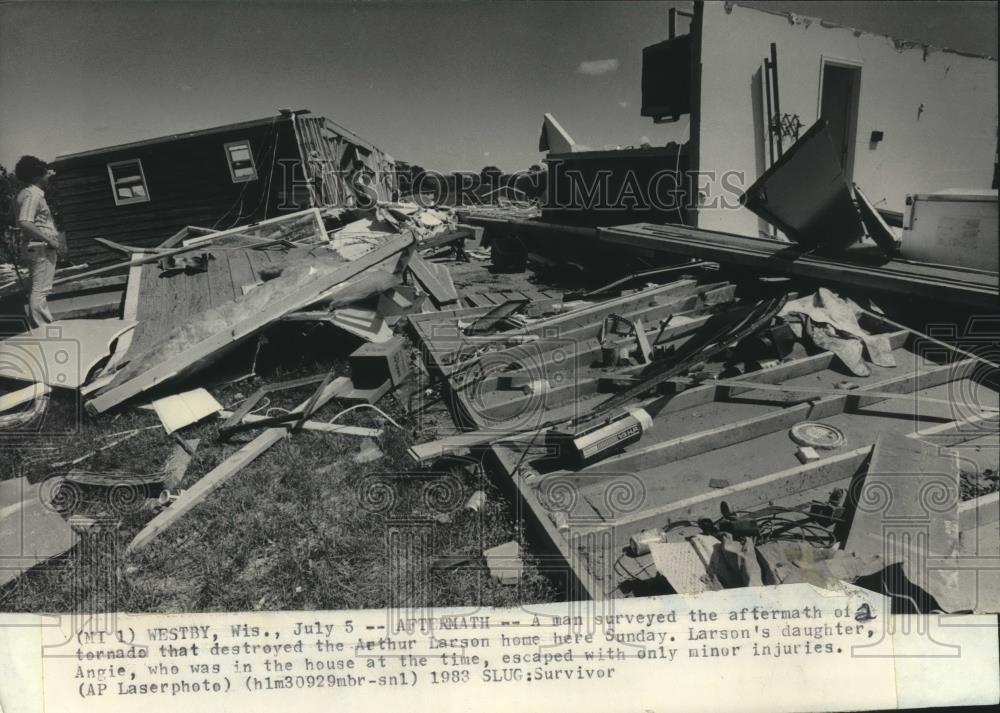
[129,377,353,551]
[87,234,413,414]
[0,383,51,414]
[328,307,393,342]
[408,255,458,306]
[0,319,137,389]
[152,388,223,435]
[162,438,200,490]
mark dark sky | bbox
[1,1,996,172]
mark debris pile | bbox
[1,103,997,611]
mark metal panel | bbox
[740,119,863,250]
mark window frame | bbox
[224,140,258,183]
[106,159,151,206]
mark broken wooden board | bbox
[482,322,998,601]
[162,438,200,491]
[328,307,393,343]
[0,319,136,389]
[600,222,998,310]
[123,245,322,358]
[0,383,51,414]
[844,431,967,612]
[0,477,79,588]
[87,234,413,414]
[408,255,458,306]
[128,377,353,551]
[854,183,898,257]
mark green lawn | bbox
[0,346,562,613]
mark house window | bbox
[107,159,150,205]
[225,141,257,182]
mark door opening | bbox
[819,61,861,180]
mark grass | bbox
[0,335,562,613]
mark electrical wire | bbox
[326,403,406,432]
[210,116,280,229]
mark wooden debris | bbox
[0,383,50,415]
[128,376,353,551]
[162,438,201,491]
[88,233,412,414]
[350,337,410,389]
[408,255,459,306]
[796,446,820,464]
[327,307,393,343]
[600,222,998,310]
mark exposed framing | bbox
[409,278,999,600]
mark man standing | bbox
[14,155,61,327]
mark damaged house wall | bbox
[51,112,399,265]
[691,2,998,238]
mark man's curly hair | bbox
[14,155,48,184]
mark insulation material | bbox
[152,389,223,434]
[779,288,895,377]
[0,319,136,389]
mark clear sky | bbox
[1,1,996,173]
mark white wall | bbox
[694,2,998,238]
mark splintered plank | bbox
[408,256,459,306]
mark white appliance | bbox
[900,190,998,272]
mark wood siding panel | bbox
[52,119,308,265]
